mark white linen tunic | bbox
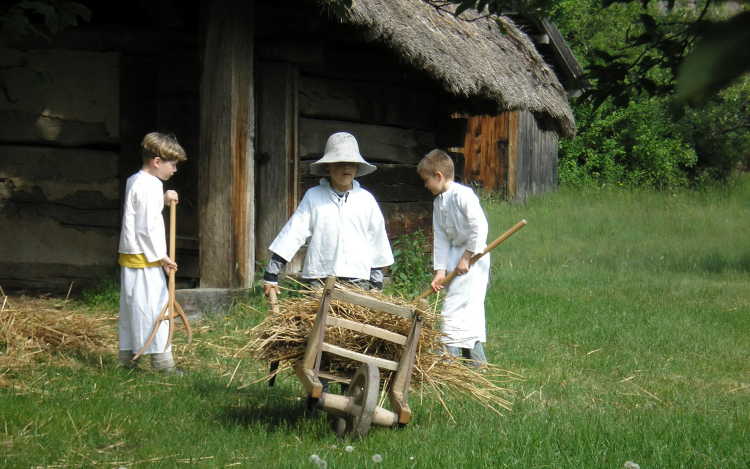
[118,170,168,263]
[433,183,490,348]
[118,171,170,354]
[269,179,394,280]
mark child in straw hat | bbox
[117,132,186,374]
[418,149,490,369]
[263,132,394,296]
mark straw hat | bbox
[309,132,377,177]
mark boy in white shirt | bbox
[418,149,490,368]
[118,132,187,374]
[263,132,393,296]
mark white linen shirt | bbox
[269,179,394,280]
[118,170,168,263]
[433,182,489,271]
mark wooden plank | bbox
[302,277,336,370]
[0,146,118,182]
[256,62,299,263]
[298,74,438,131]
[10,24,197,54]
[294,363,324,398]
[299,118,436,165]
[321,343,399,371]
[326,316,407,346]
[330,289,414,319]
[379,202,433,240]
[507,110,518,199]
[120,56,158,207]
[199,0,255,288]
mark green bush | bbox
[386,230,434,298]
[560,97,697,188]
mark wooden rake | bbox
[414,219,527,302]
[134,200,193,360]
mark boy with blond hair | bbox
[418,149,490,368]
[118,132,187,374]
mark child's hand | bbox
[431,270,447,292]
[455,255,471,275]
[164,190,179,206]
[162,257,178,275]
[263,283,281,297]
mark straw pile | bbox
[242,284,519,414]
[0,290,116,374]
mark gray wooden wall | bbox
[515,110,559,202]
[0,50,122,292]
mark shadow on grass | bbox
[192,376,325,432]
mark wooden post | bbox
[507,110,518,199]
[199,0,255,288]
[255,62,299,266]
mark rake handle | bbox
[414,219,527,302]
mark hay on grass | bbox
[0,291,117,375]
[241,283,520,414]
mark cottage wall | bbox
[0,50,121,291]
[254,1,469,258]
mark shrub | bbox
[560,97,697,188]
[387,230,434,298]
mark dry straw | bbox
[241,283,520,414]
[0,291,116,375]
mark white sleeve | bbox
[368,200,394,268]
[268,193,313,262]
[135,183,168,263]
[459,189,488,255]
[432,207,451,271]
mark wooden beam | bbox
[199,0,255,288]
[256,62,299,263]
[321,343,399,371]
[299,118,436,165]
[326,317,407,346]
[507,110,518,199]
[530,34,549,45]
[330,289,415,319]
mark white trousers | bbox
[440,245,490,349]
[119,266,171,355]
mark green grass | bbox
[2,178,749,468]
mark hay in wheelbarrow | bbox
[239,283,520,415]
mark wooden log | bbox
[298,74,438,131]
[0,146,118,182]
[299,118,436,165]
[0,49,120,146]
[199,0,255,288]
[8,24,197,54]
[256,62,299,263]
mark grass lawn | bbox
[2,178,749,468]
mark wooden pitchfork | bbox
[414,219,527,302]
[134,199,193,360]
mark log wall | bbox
[515,110,558,202]
[0,50,121,291]
[254,0,466,258]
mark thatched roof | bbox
[325,0,576,137]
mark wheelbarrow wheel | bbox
[335,362,379,439]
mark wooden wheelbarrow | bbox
[292,276,429,439]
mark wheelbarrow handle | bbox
[414,219,527,302]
